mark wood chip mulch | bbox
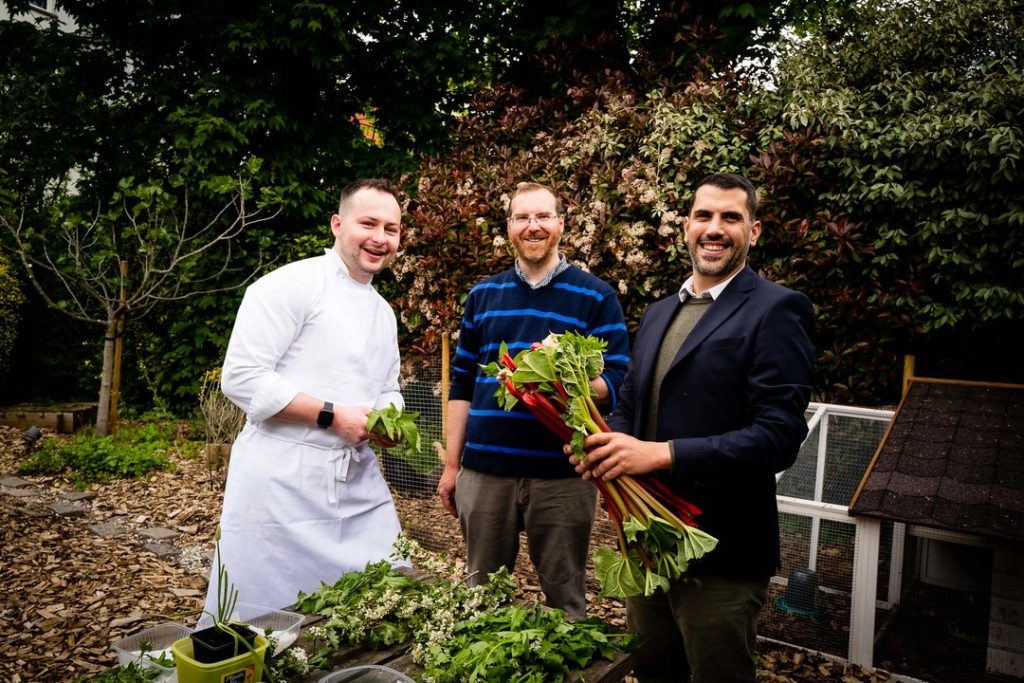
[0,424,885,682]
[0,425,221,682]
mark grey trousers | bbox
[454,467,597,618]
[626,573,770,683]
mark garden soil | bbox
[0,425,885,682]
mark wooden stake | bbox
[901,354,915,399]
[441,332,450,449]
[109,260,128,432]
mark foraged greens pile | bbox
[483,331,718,597]
[295,535,635,682]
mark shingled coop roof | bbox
[849,378,1024,542]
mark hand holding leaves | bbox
[366,404,422,457]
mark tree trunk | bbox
[95,313,118,436]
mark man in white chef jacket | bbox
[203,179,408,613]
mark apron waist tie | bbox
[326,445,363,506]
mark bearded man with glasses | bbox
[437,181,630,617]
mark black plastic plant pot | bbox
[189,623,259,664]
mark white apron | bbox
[205,426,402,612]
[203,251,407,615]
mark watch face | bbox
[317,403,334,428]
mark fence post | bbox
[849,516,881,668]
[441,332,450,445]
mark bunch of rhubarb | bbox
[482,331,718,597]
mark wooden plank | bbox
[0,403,98,434]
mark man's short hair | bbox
[507,182,564,218]
[692,173,758,221]
[337,179,401,215]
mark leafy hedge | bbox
[0,253,23,380]
[396,0,1023,405]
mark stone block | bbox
[140,527,179,541]
[89,521,125,537]
[50,501,86,517]
[3,487,41,498]
[144,542,180,558]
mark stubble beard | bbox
[688,238,748,279]
[513,234,557,267]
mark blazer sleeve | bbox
[670,289,815,480]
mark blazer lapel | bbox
[670,266,757,370]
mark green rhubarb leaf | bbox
[681,525,719,561]
[570,431,586,458]
[641,515,684,554]
[564,396,596,452]
[643,567,671,596]
[551,331,607,400]
[593,546,645,598]
[621,515,648,544]
[513,347,558,385]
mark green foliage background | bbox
[1,0,1021,411]
[0,253,24,381]
[397,0,1024,405]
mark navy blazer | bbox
[608,266,815,579]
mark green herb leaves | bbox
[419,604,636,683]
[366,404,431,472]
[293,536,634,681]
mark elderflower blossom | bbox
[305,625,328,641]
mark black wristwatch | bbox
[316,401,334,429]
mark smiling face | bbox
[507,187,564,278]
[683,184,762,293]
[330,188,402,283]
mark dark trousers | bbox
[454,467,597,617]
[626,573,769,683]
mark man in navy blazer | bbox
[573,173,815,682]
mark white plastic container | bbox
[318,665,416,683]
[112,621,191,680]
[195,602,305,655]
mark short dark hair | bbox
[507,182,564,218]
[692,173,758,221]
[337,179,401,215]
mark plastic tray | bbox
[318,665,416,683]
[196,602,304,655]
[112,621,191,678]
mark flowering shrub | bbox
[395,0,1023,405]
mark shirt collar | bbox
[515,253,569,289]
[678,267,742,302]
[324,247,372,286]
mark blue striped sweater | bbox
[450,265,630,478]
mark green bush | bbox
[398,0,1023,405]
[18,422,176,484]
[0,252,24,379]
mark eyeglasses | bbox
[509,213,560,227]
